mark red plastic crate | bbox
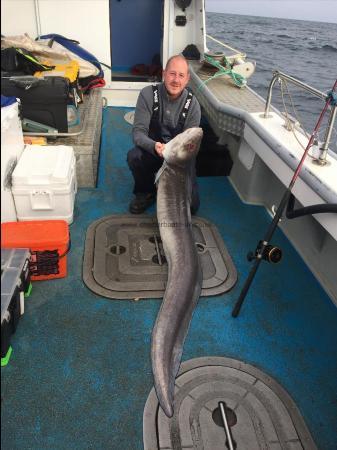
[1,220,70,281]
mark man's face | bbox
[163,58,190,99]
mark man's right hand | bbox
[155,142,165,157]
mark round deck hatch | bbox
[143,357,317,449]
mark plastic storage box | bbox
[1,248,31,365]
[11,145,77,224]
[1,220,70,281]
[1,99,25,223]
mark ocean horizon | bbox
[206,10,337,26]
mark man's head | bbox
[163,55,190,99]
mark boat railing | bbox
[206,34,246,60]
[264,71,336,165]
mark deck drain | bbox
[110,245,126,255]
[212,404,237,428]
[143,356,317,450]
[196,242,206,253]
[83,215,237,299]
[152,254,167,265]
[149,236,162,244]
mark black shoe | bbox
[129,193,156,214]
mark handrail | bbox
[264,71,328,118]
[264,71,336,165]
[206,34,246,59]
[315,102,337,165]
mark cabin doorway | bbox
[109,0,163,81]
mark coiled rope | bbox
[198,54,246,90]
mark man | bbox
[127,54,201,214]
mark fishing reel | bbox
[247,241,282,264]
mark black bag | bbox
[182,44,201,60]
[1,75,70,132]
[1,47,55,75]
[1,48,19,72]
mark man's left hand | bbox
[155,142,165,157]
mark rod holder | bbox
[312,104,337,166]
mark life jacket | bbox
[149,85,193,143]
[38,34,103,78]
[38,34,104,88]
[1,47,55,75]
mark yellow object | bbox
[23,136,47,145]
[34,60,79,83]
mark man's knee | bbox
[127,147,141,170]
[127,146,162,172]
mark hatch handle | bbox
[153,235,163,266]
[219,401,236,450]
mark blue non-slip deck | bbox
[1,107,337,450]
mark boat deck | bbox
[1,107,337,449]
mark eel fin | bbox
[155,162,168,185]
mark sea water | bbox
[206,12,337,152]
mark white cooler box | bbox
[1,100,25,223]
[11,145,77,224]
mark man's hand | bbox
[155,142,165,157]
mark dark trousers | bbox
[127,146,162,194]
[127,146,200,212]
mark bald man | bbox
[127,55,201,214]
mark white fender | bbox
[232,61,256,79]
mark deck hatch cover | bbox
[83,215,237,299]
[143,357,317,450]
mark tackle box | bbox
[1,220,70,281]
[11,145,77,224]
[1,75,70,132]
[1,248,31,366]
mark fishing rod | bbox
[232,78,337,318]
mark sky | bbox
[205,1,337,24]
